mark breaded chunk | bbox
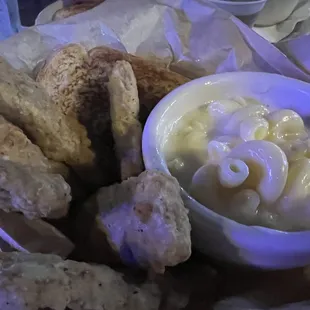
[0,252,161,310]
[0,159,71,219]
[35,44,189,186]
[0,57,94,170]
[0,115,68,177]
[84,170,191,273]
[108,61,143,180]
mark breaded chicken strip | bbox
[35,44,89,118]
[0,159,71,219]
[0,115,68,177]
[0,210,74,258]
[85,170,191,273]
[0,252,160,310]
[88,46,190,121]
[108,61,143,180]
[35,44,110,186]
[35,44,189,186]
[0,57,94,170]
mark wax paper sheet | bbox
[251,0,310,74]
[0,0,310,82]
[0,0,310,308]
[276,15,310,74]
[253,0,310,44]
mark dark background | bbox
[18,0,55,26]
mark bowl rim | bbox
[142,71,310,236]
[208,0,267,6]
[35,0,63,25]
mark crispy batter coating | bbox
[108,61,143,180]
[0,210,74,257]
[0,159,71,219]
[35,44,189,186]
[88,46,190,122]
[87,170,191,273]
[0,252,161,310]
[35,44,113,185]
[0,57,94,170]
[0,115,68,177]
[35,44,89,117]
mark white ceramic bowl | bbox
[142,72,310,270]
[35,0,63,25]
[208,0,267,26]
[209,0,267,16]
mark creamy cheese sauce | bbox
[164,97,310,231]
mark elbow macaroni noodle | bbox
[218,158,249,188]
[229,140,288,204]
[207,140,231,162]
[239,116,269,141]
[223,105,269,135]
[165,98,310,230]
[267,109,306,143]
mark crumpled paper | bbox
[0,0,310,82]
[253,0,310,44]
[250,0,310,74]
[0,0,310,308]
[276,15,310,74]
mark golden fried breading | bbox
[0,159,71,219]
[0,210,74,257]
[35,44,89,117]
[0,57,94,170]
[87,170,191,273]
[35,44,113,186]
[108,61,143,180]
[35,44,189,186]
[0,252,161,310]
[0,115,87,200]
[0,115,68,177]
[88,45,190,121]
[87,46,189,183]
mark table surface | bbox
[18,0,55,26]
[164,251,310,309]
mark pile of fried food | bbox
[0,44,215,310]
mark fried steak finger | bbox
[0,115,68,177]
[0,159,71,219]
[35,44,110,186]
[88,46,191,119]
[35,44,189,186]
[0,252,160,310]
[85,170,191,273]
[108,60,143,180]
[0,57,94,170]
